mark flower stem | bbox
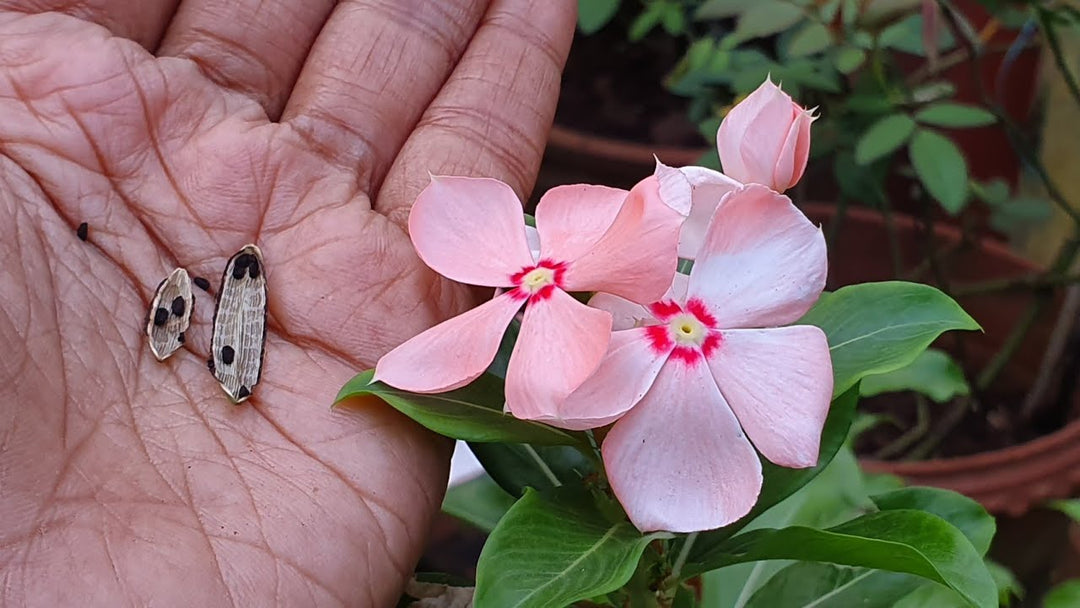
[670,532,698,584]
[523,444,562,487]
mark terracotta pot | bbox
[802,203,1079,515]
[533,125,708,202]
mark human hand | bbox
[0,1,574,604]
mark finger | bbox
[375,0,576,226]
[0,0,177,49]
[281,0,489,192]
[156,0,336,119]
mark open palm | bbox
[0,1,573,604]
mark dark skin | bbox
[0,1,575,604]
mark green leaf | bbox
[988,561,1024,606]
[695,0,756,20]
[786,21,833,57]
[799,281,981,396]
[860,349,971,403]
[909,129,970,214]
[691,510,997,608]
[335,370,580,445]
[833,46,867,74]
[577,0,621,34]
[989,197,1052,232]
[914,103,997,128]
[688,387,860,570]
[442,473,517,532]
[733,1,805,41]
[746,563,919,608]
[870,487,995,555]
[854,114,917,165]
[1049,499,1080,523]
[628,2,663,41]
[469,442,595,497]
[474,488,670,608]
[1044,580,1080,608]
[660,3,687,35]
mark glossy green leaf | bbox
[799,281,981,396]
[909,129,970,214]
[746,564,919,608]
[577,0,621,34]
[787,21,833,57]
[855,114,916,165]
[474,488,670,608]
[1043,580,1080,608]
[335,370,579,445]
[469,442,595,498]
[442,473,517,532]
[690,510,996,608]
[860,349,971,403]
[870,487,995,555]
[914,103,997,128]
[687,387,859,570]
[734,1,805,40]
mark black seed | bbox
[221,345,235,365]
[76,222,88,241]
[193,277,210,291]
[237,385,250,399]
[153,307,169,326]
[171,296,186,317]
[247,258,260,279]
[177,332,185,344]
[207,358,215,372]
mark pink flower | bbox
[718,77,814,192]
[563,184,833,533]
[666,78,815,258]
[374,175,683,425]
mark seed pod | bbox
[146,268,194,361]
[211,244,267,404]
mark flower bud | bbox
[716,78,814,192]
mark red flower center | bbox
[509,259,567,302]
[645,297,721,364]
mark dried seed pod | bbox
[146,268,194,361]
[211,244,267,403]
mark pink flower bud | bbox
[716,78,814,192]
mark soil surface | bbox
[555,17,705,148]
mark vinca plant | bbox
[337,80,996,607]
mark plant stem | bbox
[670,532,697,584]
[951,271,1080,296]
[1036,5,1080,111]
[523,444,562,487]
[875,395,931,459]
[908,396,974,460]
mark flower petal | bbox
[562,176,681,303]
[590,272,688,331]
[557,328,671,430]
[534,184,629,263]
[678,166,742,259]
[655,159,693,216]
[409,176,535,287]
[688,184,826,328]
[772,109,813,191]
[708,326,833,468]
[374,293,523,393]
[718,78,801,189]
[505,288,613,422]
[603,361,763,533]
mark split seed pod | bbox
[210,244,267,403]
[146,268,194,361]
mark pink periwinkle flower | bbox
[374,174,685,426]
[669,78,815,258]
[563,184,833,533]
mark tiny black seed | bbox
[231,262,247,280]
[237,385,250,399]
[171,296,186,317]
[153,307,169,327]
[247,258,260,279]
[177,332,185,344]
[207,358,215,372]
[193,277,210,291]
[76,222,88,241]
[221,345,235,365]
